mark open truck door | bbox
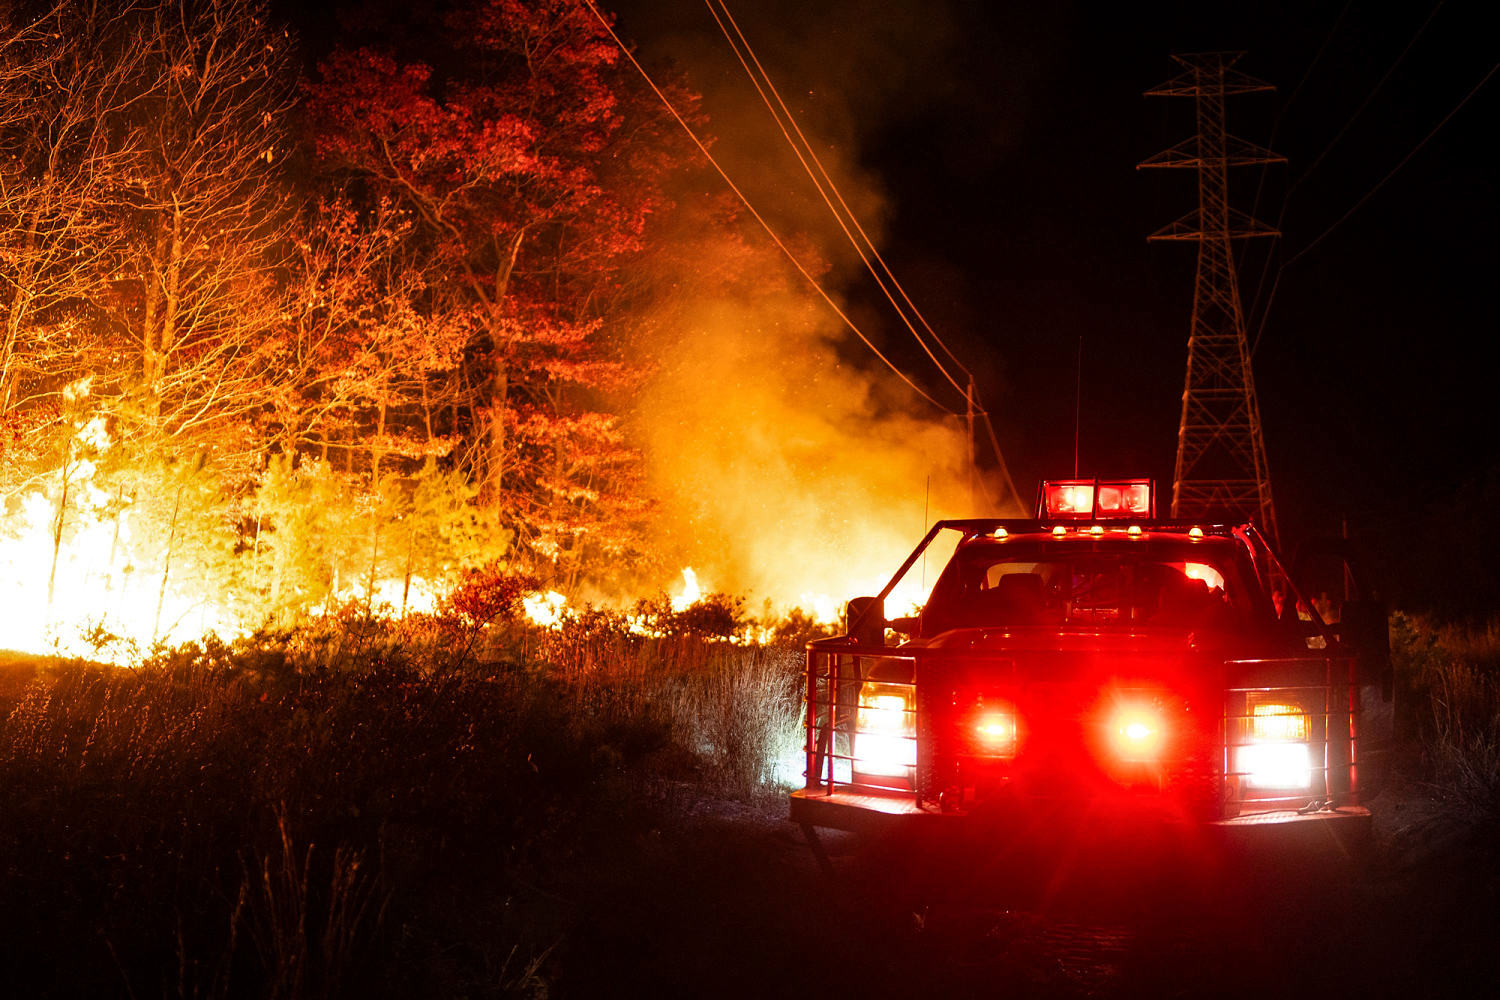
[1293,535,1395,798]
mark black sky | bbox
[288,1,1499,607]
[602,0,1498,602]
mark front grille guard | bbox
[802,640,1358,820]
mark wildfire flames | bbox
[0,429,933,661]
[0,488,237,662]
[0,467,937,661]
[0,0,1001,664]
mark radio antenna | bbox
[921,475,931,593]
[1073,336,1083,477]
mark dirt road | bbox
[551,789,1499,998]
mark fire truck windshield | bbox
[919,538,1257,636]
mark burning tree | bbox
[1,2,149,487]
[0,0,298,649]
[4,0,850,653]
[304,0,690,586]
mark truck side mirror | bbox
[888,616,919,637]
[845,596,886,647]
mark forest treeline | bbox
[1,0,776,631]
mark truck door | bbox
[1292,536,1394,799]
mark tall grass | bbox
[0,604,806,996]
[537,613,804,799]
[1391,613,1500,842]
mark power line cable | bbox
[709,0,1028,512]
[1252,53,1499,354]
[1243,0,1353,311]
[1248,0,1444,337]
[578,0,957,414]
[1246,0,1352,224]
[707,0,968,397]
[710,1,1040,514]
[708,0,975,393]
[1294,2,1444,200]
[977,408,1024,514]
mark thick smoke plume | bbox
[620,1,1006,612]
[637,281,981,613]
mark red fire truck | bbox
[791,479,1388,863]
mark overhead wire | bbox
[1247,0,1444,346]
[1242,0,1353,322]
[577,0,957,415]
[977,408,1023,514]
[1245,0,1352,225]
[706,0,973,396]
[705,0,1023,509]
[1252,50,1498,355]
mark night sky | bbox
[287,1,1498,608]
[604,0,1498,606]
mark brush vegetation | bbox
[1389,612,1500,848]
[0,602,803,998]
[8,606,1500,997]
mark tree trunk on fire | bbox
[486,368,507,507]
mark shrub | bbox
[768,607,838,648]
[1391,612,1500,845]
[0,584,815,995]
[630,591,747,639]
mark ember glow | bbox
[0,486,240,662]
[522,590,569,628]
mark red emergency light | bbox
[1038,479,1155,519]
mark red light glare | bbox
[1039,479,1153,519]
[1095,480,1152,518]
[1108,704,1165,760]
[1043,480,1094,517]
[975,711,1018,749]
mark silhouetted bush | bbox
[1391,612,1500,847]
[0,596,804,997]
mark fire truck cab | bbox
[791,479,1383,856]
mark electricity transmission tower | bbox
[1139,52,1282,541]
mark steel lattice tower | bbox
[1139,52,1283,541]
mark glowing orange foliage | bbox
[304,0,694,585]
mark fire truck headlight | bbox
[855,684,916,777]
[1239,742,1313,789]
[1237,697,1314,789]
[1249,700,1309,742]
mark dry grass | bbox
[244,809,387,1000]
[537,612,804,799]
[1390,612,1500,844]
[0,603,808,996]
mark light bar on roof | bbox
[1042,480,1096,517]
[1097,480,1153,517]
[1038,478,1155,519]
